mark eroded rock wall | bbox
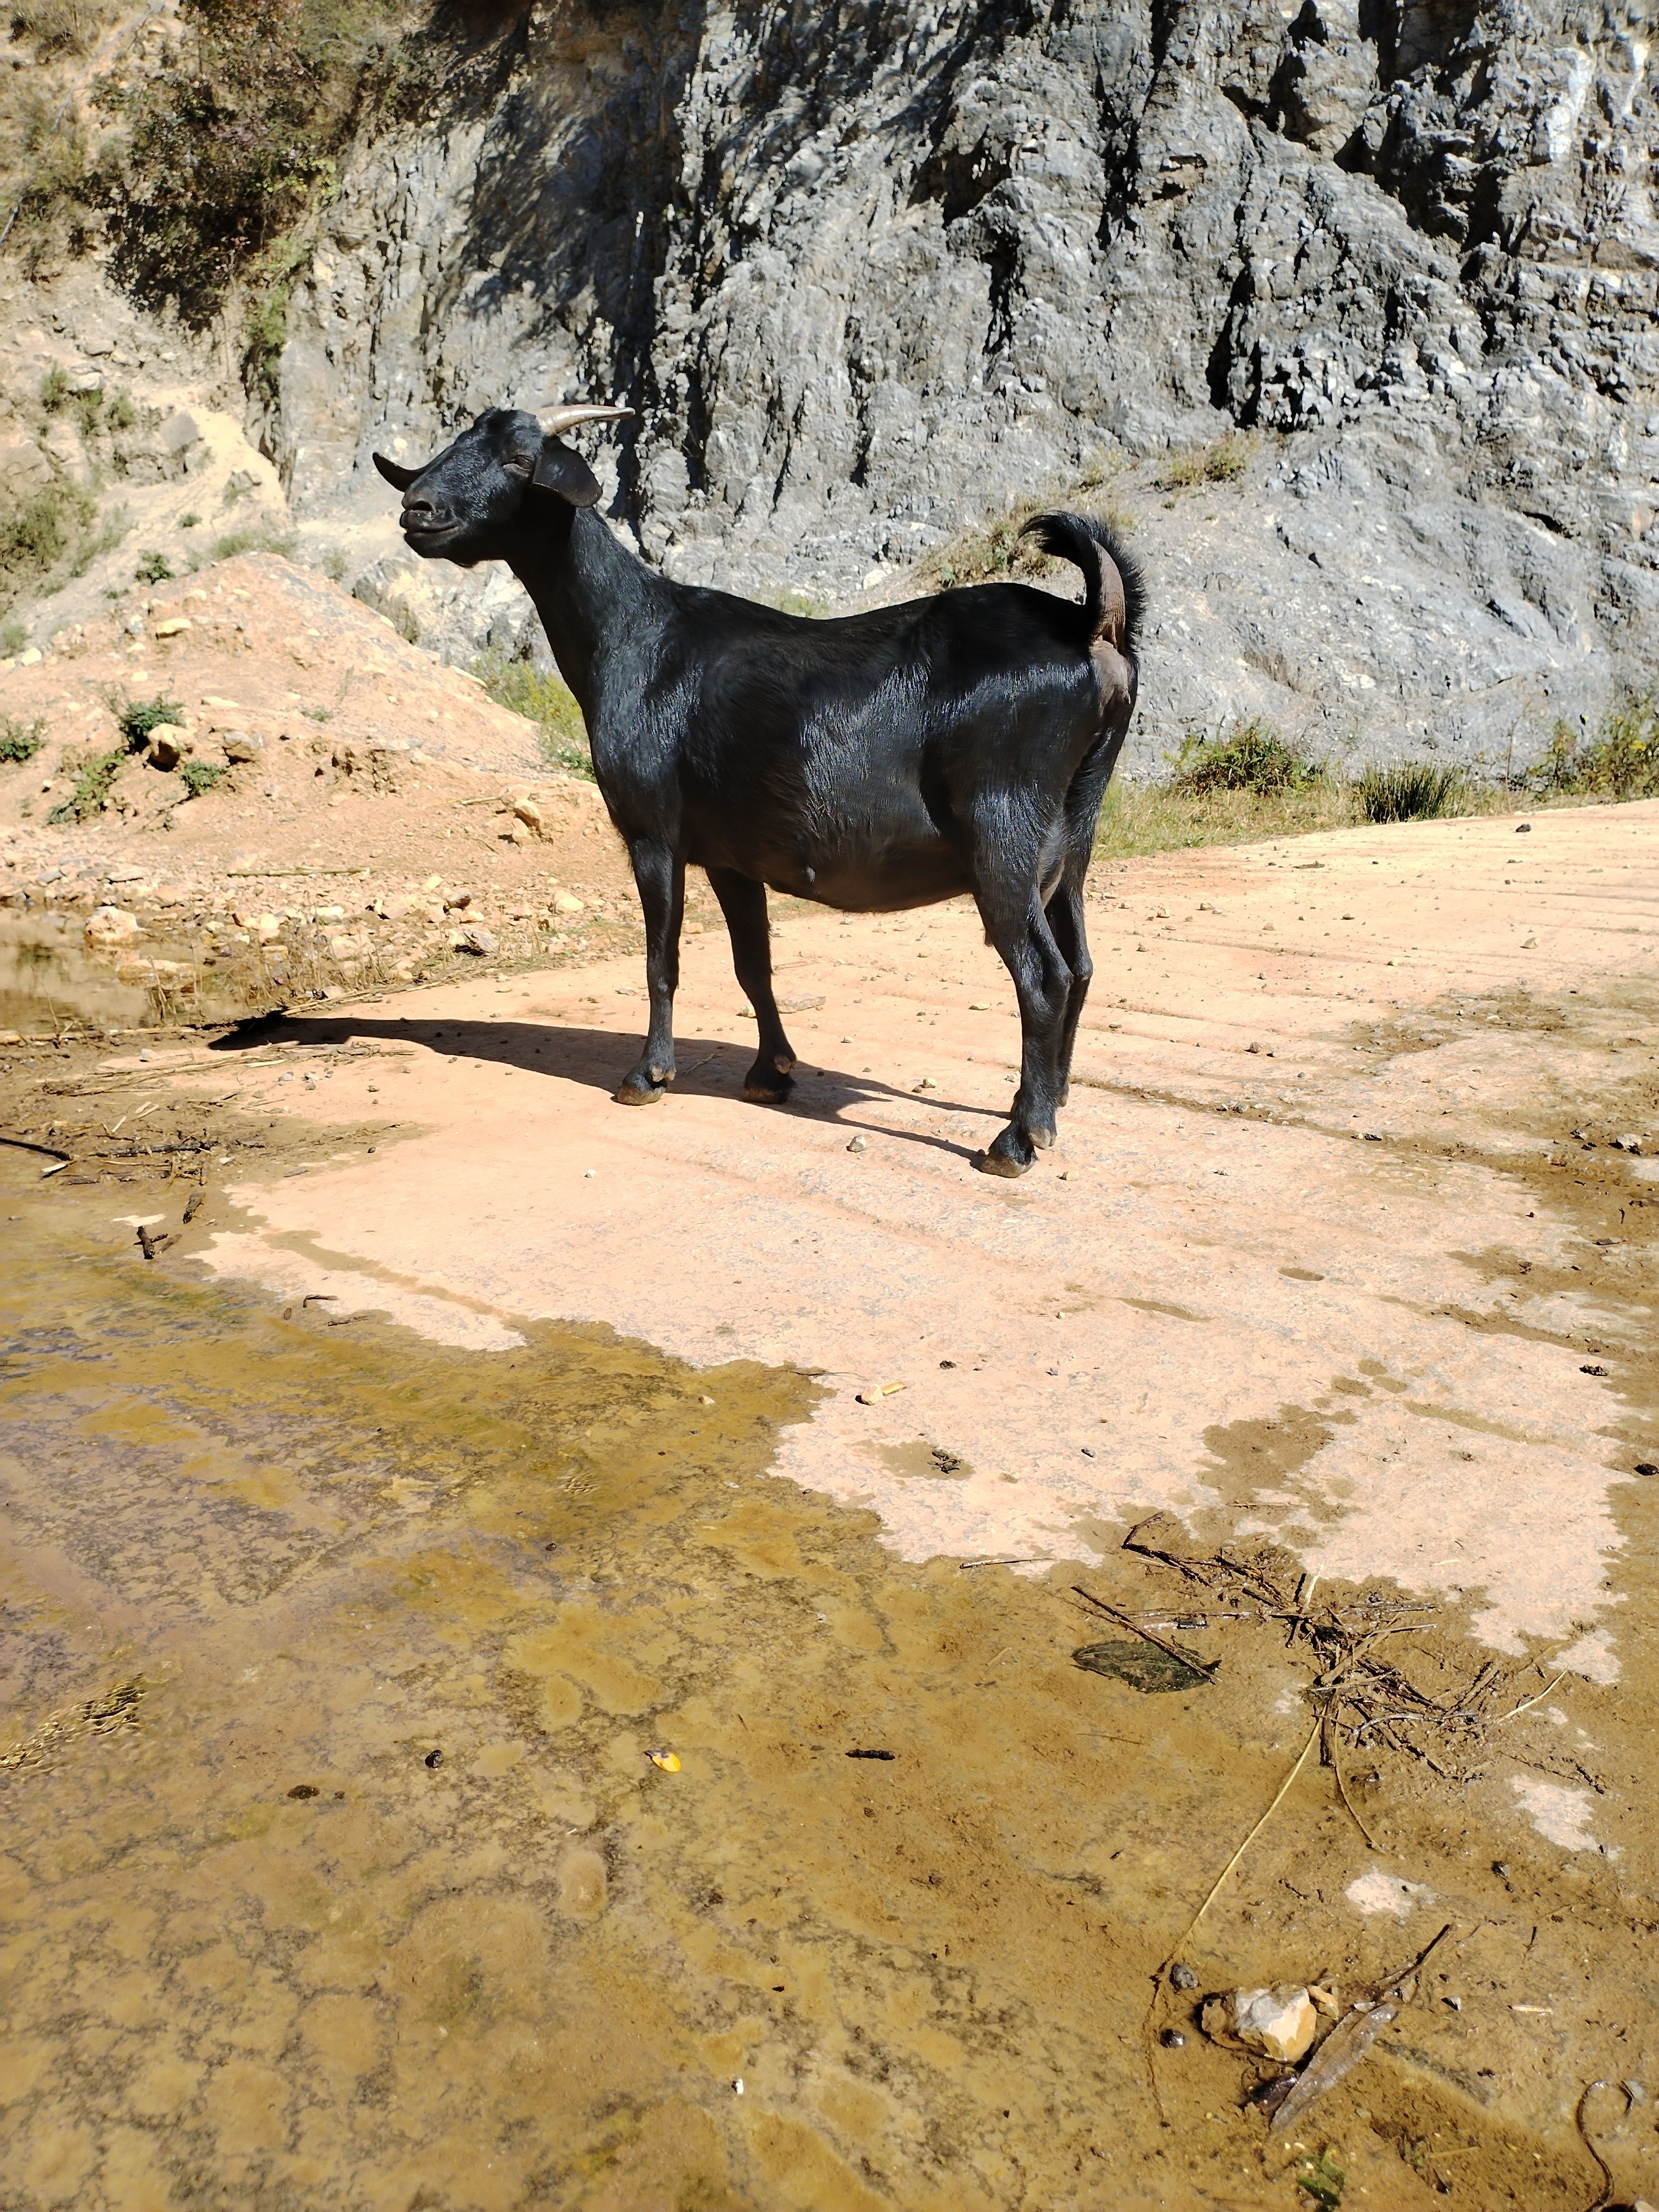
[274,0,1659,764]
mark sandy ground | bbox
[200,801,1659,1663]
[2,799,1657,2209]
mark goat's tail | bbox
[1021,511,1146,657]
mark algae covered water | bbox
[0,1145,1649,2210]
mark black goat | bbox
[375,405,1144,1175]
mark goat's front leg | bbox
[706,865,797,1104]
[976,886,1073,1177]
[614,840,685,1105]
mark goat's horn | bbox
[538,403,635,435]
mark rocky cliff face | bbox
[272,0,1658,767]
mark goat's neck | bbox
[510,508,663,712]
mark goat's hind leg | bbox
[615,840,685,1105]
[975,875,1072,1179]
[1045,852,1094,1110]
[707,866,797,1104]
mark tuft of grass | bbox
[48,745,125,823]
[0,714,47,763]
[1171,717,1325,795]
[207,528,295,563]
[178,510,201,530]
[107,691,184,748]
[1357,761,1468,822]
[134,548,174,584]
[178,759,227,799]
[1531,694,1659,801]
[1159,431,1256,491]
[473,649,594,781]
[38,365,70,412]
[0,617,26,655]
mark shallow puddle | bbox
[1,1150,1653,2210]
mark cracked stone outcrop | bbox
[271,0,1659,767]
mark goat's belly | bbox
[689,819,973,912]
[772,844,973,913]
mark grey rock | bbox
[268,0,1657,770]
[219,732,264,763]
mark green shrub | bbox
[0,617,26,655]
[134,548,174,584]
[1171,718,1325,794]
[1357,762,1468,822]
[108,692,185,748]
[179,758,227,799]
[179,510,201,529]
[106,389,136,431]
[97,0,412,332]
[0,714,46,763]
[0,477,96,599]
[473,650,594,781]
[67,504,128,578]
[1531,696,1659,800]
[48,745,125,822]
[38,364,69,411]
[69,386,103,437]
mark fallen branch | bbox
[1071,1583,1219,1680]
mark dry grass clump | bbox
[1158,431,1257,491]
[1357,761,1467,822]
[919,451,1136,595]
[1095,775,1355,860]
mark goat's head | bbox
[372,403,632,565]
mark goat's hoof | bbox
[1029,1124,1057,1151]
[976,1131,1034,1178]
[742,1078,795,1105]
[613,1079,666,1107]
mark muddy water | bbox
[1,1152,1653,2211]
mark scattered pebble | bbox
[645,1749,680,1772]
[846,1134,867,1152]
[423,1748,443,1769]
[1204,1985,1318,2063]
[1169,1963,1198,1991]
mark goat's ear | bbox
[373,452,419,491]
[531,437,602,508]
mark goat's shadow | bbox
[208,1013,1006,1164]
